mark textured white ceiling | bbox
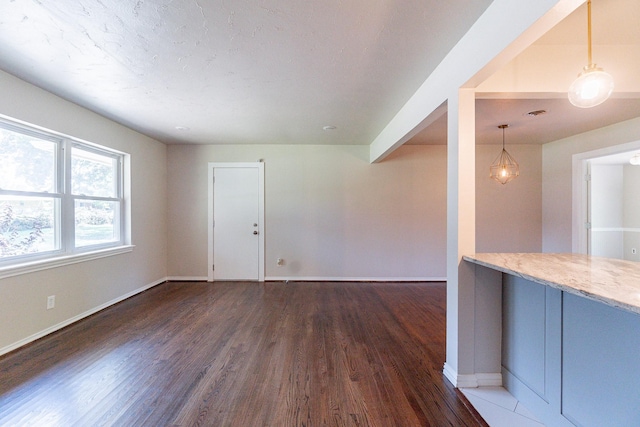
[408,0,640,146]
[535,0,640,45]
[0,0,493,145]
[1,0,638,149]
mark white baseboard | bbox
[0,277,167,357]
[265,276,446,282]
[443,362,466,386]
[443,363,502,388]
[164,276,445,283]
[166,276,208,282]
[476,373,503,387]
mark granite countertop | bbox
[463,253,640,315]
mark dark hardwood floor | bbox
[0,281,487,426]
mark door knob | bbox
[253,231,259,235]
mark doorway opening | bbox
[572,142,640,261]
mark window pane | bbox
[0,127,56,193]
[71,147,117,198]
[75,200,119,247]
[0,196,57,258]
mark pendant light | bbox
[568,0,614,108]
[630,153,640,166]
[490,124,519,185]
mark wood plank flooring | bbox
[0,281,487,426]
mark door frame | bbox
[208,162,265,282]
[572,140,640,254]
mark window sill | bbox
[0,245,135,280]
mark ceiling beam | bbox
[368,0,584,163]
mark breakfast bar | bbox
[463,253,640,427]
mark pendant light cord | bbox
[587,0,593,65]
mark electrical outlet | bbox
[276,258,284,266]
[47,295,55,310]
[632,248,637,255]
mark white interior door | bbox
[210,164,264,281]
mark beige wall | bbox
[167,144,448,280]
[0,71,168,353]
[167,143,543,279]
[0,68,547,353]
[542,117,640,253]
[476,144,542,253]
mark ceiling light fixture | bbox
[568,0,613,108]
[490,124,519,185]
[630,153,640,166]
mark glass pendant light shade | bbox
[569,0,613,108]
[490,124,519,185]
[630,153,640,166]
[568,64,614,108]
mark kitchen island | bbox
[463,253,640,427]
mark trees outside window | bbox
[71,146,121,248]
[0,118,125,264]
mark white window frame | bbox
[0,115,132,279]
[67,142,125,251]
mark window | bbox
[71,145,122,248]
[0,117,127,267]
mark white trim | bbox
[443,363,502,388]
[476,373,503,387]
[166,276,208,282]
[591,227,640,233]
[452,375,480,388]
[0,245,134,280]
[207,162,265,282]
[208,165,214,281]
[443,362,463,386]
[0,115,131,265]
[0,276,166,357]
[265,276,446,282]
[572,154,589,254]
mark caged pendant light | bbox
[490,124,519,185]
[568,0,614,108]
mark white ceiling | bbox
[590,151,640,165]
[0,0,492,145]
[409,0,640,146]
[0,0,638,149]
[407,98,640,146]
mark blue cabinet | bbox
[502,274,640,427]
